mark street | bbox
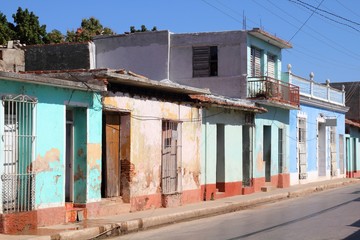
[112,184,360,240]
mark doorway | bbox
[102,112,131,202]
[242,125,253,187]
[263,126,271,182]
[216,124,225,192]
[318,122,326,176]
[65,109,74,202]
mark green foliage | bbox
[129,25,158,33]
[66,17,115,42]
[47,29,64,43]
[0,12,15,45]
[12,7,48,45]
[1,8,156,45]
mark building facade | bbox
[286,70,348,185]
[0,71,104,233]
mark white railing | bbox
[290,74,345,106]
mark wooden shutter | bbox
[251,47,261,77]
[267,54,276,78]
[193,47,210,77]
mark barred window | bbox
[161,120,182,194]
[2,94,36,213]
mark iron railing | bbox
[248,77,300,107]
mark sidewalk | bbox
[2,178,359,240]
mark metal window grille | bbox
[298,117,307,179]
[1,94,36,213]
[161,121,181,194]
[330,127,337,176]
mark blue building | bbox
[285,68,348,185]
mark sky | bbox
[1,0,360,84]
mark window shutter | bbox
[251,47,261,77]
[193,47,210,77]
[267,54,275,78]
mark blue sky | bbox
[1,0,359,84]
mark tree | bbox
[47,29,64,44]
[0,12,15,45]
[129,25,158,33]
[12,7,48,45]
[65,17,115,42]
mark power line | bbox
[200,0,243,25]
[289,0,360,33]
[288,0,324,42]
[296,0,360,26]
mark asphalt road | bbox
[112,183,360,240]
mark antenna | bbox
[243,11,246,30]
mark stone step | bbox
[261,185,274,192]
[65,208,87,223]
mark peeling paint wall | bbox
[0,79,102,210]
[103,92,201,201]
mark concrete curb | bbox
[29,179,359,240]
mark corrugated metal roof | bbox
[346,119,360,128]
[189,94,267,113]
[23,68,211,95]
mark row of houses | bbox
[0,27,358,233]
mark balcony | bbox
[247,76,300,108]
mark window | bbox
[267,53,276,78]
[193,46,218,77]
[250,47,261,77]
[298,118,306,143]
[330,127,336,144]
[298,117,307,179]
[161,121,182,194]
[2,94,36,213]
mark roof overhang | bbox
[104,71,211,95]
[300,95,349,113]
[25,69,210,95]
[0,71,106,92]
[248,28,292,49]
[253,99,299,110]
[346,119,360,128]
[190,94,267,113]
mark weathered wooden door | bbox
[104,114,121,197]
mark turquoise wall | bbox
[0,78,102,209]
[254,106,290,178]
[345,127,360,172]
[201,107,245,185]
[247,35,283,80]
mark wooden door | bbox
[105,114,121,197]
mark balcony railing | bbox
[248,76,300,107]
